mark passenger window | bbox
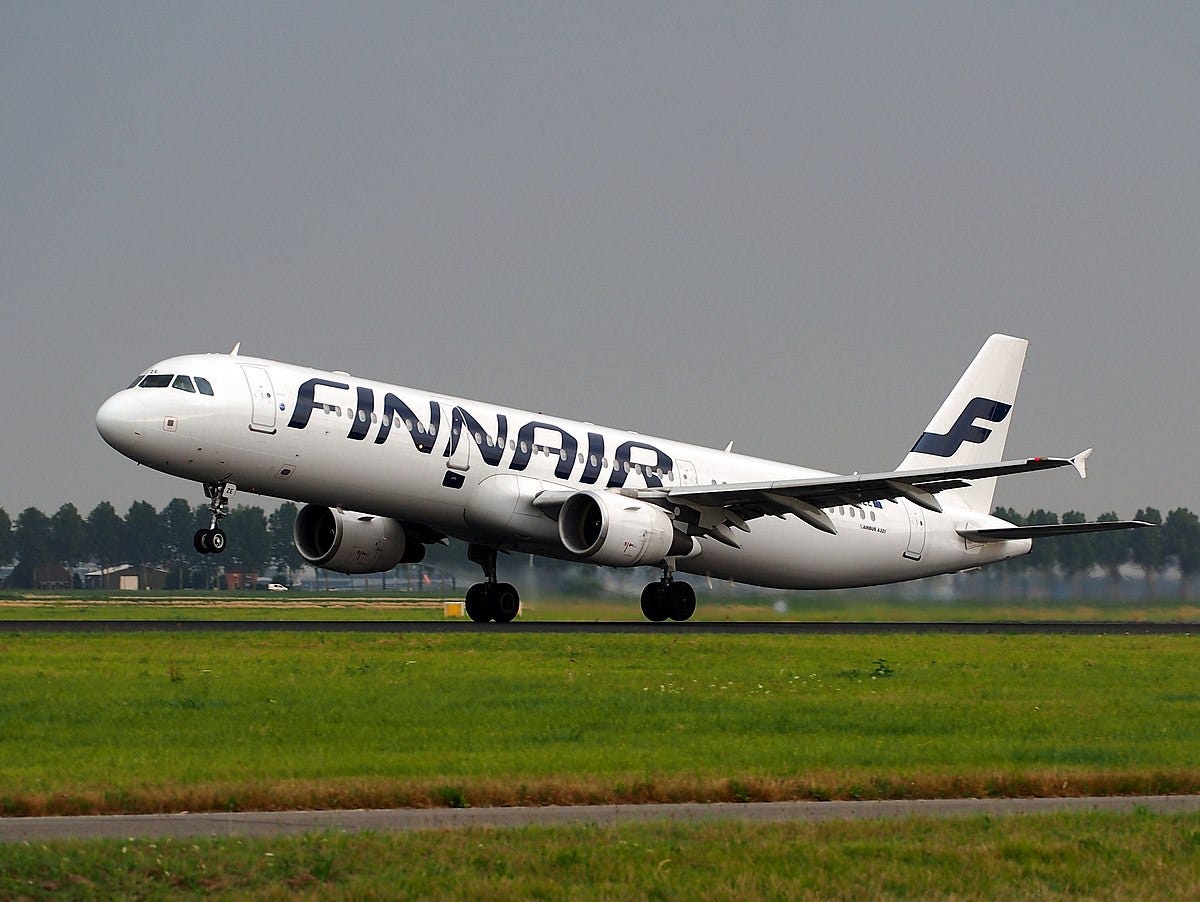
[195,377,214,396]
[172,375,196,393]
[139,374,173,388]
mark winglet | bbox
[1070,448,1093,479]
[230,342,241,356]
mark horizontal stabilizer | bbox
[958,520,1153,543]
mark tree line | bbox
[983,506,1199,600]
[0,500,305,589]
[0,500,1197,597]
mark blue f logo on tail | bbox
[911,397,1012,457]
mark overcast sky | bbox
[3,3,1197,522]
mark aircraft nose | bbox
[96,391,146,453]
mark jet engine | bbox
[293,504,425,574]
[557,491,691,567]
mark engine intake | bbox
[558,491,689,567]
[293,504,425,574]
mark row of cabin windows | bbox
[836,505,877,522]
[132,374,215,395]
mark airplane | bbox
[95,334,1148,622]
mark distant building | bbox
[84,565,170,590]
[222,570,259,590]
[1,563,81,590]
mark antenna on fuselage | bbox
[230,342,241,356]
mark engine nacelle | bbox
[293,505,425,574]
[557,491,689,567]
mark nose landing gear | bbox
[193,481,236,555]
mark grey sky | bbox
[3,3,1196,521]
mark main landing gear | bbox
[640,570,697,622]
[464,543,520,623]
[194,481,236,555]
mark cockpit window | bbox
[172,375,196,393]
[138,374,173,388]
[127,375,145,389]
[195,377,214,396]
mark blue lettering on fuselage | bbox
[287,378,351,429]
[510,421,578,480]
[375,393,440,453]
[286,379,674,485]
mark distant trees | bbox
[223,506,271,575]
[86,501,124,588]
[122,501,163,589]
[268,502,305,583]
[161,498,196,589]
[1052,511,1097,597]
[1164,508,1200,599]
[0,507,13,568]
[12,507,54,586]
[1130,507,1166,596]
[50,503,88,579]
[1,496,1199,599]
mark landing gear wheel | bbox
[665,581,696,622]
[465,583,492,622]
[492,583,520,623]
[194,529,211,554]
[207,528,226,554]
[640,582,670,622]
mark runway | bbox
[1,619,1196,634]
[3,795,1199,843]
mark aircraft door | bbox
[675,460,698,486]
[901,499,926,561]
[447,425,471,472]
[241,365,278,434]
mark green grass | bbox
[1,631,1198,815]
[1,588,1198,622]
[4,812,1200,899]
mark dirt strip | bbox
[3,795,1199,843]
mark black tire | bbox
[640,582,670,622]
[465,583,492,622]
[493,583,520,623]
[666,581,697,622]
[193,529,211,555]
[208,528,227,554]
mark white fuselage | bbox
[96,353,1030,589]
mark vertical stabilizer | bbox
[896,334,1028,513]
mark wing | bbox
[628,452,1092,546]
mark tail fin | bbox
[896,334,1028,513]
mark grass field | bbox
[2,588,1199,622]
[1,628,1197,816]
[4,812,1200,899]
[4,610,1199,898]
